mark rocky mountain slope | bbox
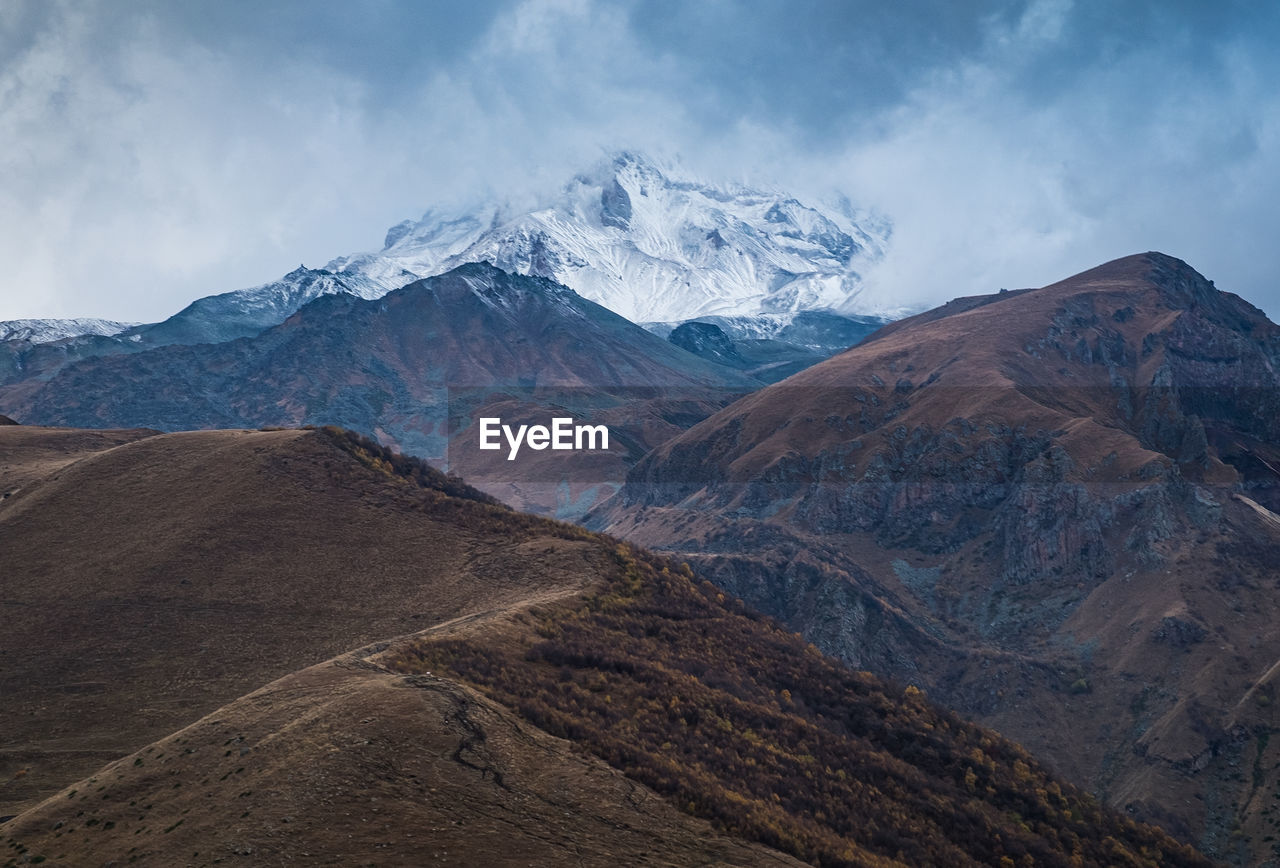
[596,252,1280,864]
[1,264,757,517]
[0,423,1206,866]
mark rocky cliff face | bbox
[595,253,1280,863]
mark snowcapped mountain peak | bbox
[55,152,891,351]
[329,151,891,325]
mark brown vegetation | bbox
[1,657,803,867]
[385,542,1211,868]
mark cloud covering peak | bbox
[3,0,1278,322]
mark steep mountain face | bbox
[0,318,137,343]
[329,152,894,325]
[0,424,1207,866]
[669,320,745,366]
[596,252,1280,863]
[1,264,755,517]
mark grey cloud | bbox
[626,0,1024,139]
[2,0,1278,322]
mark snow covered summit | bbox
[328,152,893,325]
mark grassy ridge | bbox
[385,543,1210,868]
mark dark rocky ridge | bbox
[599,176,633,229]
[650,310,892,384]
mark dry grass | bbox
[0,425,602,817]
[2,655,803,867]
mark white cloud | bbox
[0,3,394,319]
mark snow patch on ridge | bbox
[0,318,139,344]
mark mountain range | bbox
[0,156,894,504]
[1,263,758,517]
[3,149,1279,865]
[0,153,892,384]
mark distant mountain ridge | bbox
[0,318,137,343]
[2,263,757,517]
[132,265,389,347]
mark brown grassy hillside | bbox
[1,653,804,867]
[0,424,602,818]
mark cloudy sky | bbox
[3,0,1278,322]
